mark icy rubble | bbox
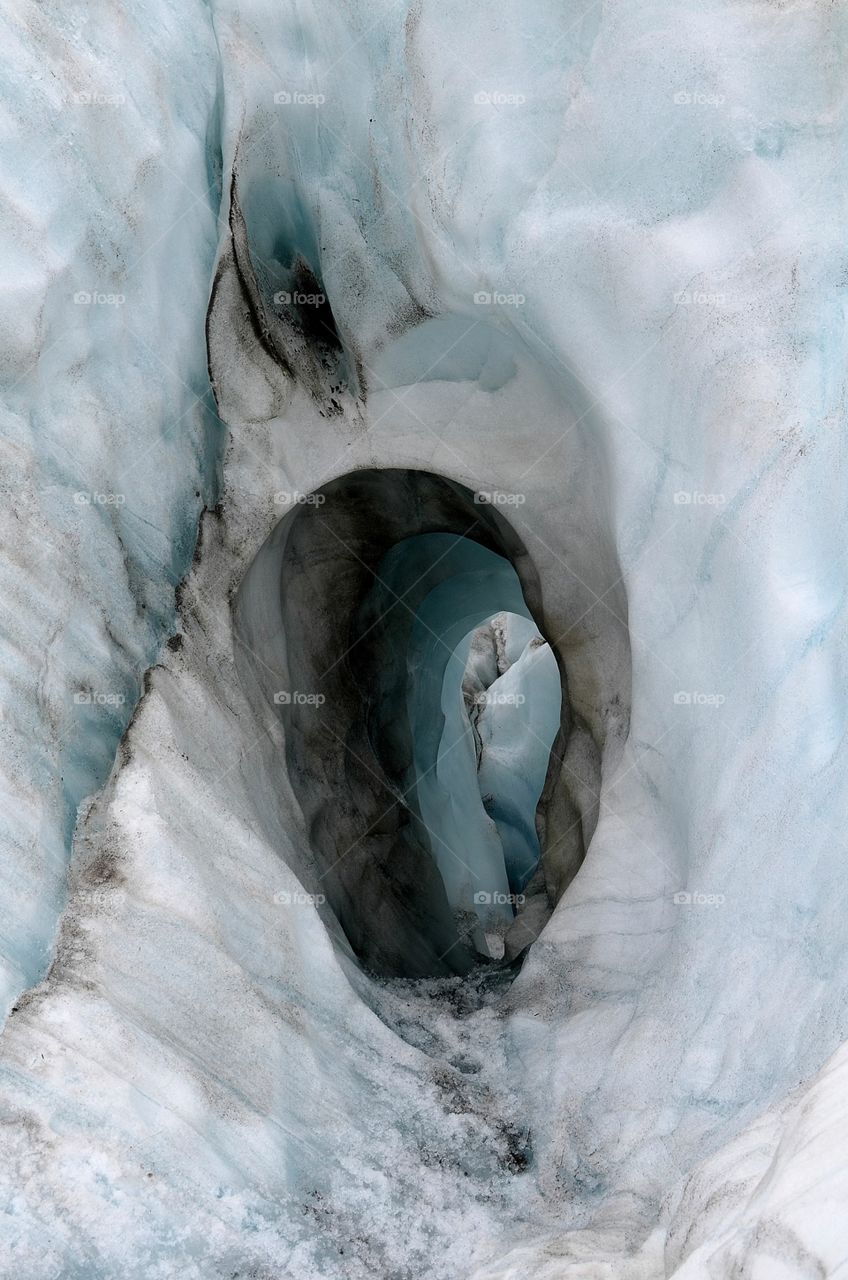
[1,0,847,1276]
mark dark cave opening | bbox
[234,468,576,978]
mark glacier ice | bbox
[1,0,847,1276]
[0,0,222,1014]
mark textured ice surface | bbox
[1,0,846,1276]
[0,0,222,1013]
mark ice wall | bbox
[0,0,222,1013]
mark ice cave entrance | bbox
[359,533,561,961]
[235,468,566,977]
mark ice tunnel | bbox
[234,468,567,978]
